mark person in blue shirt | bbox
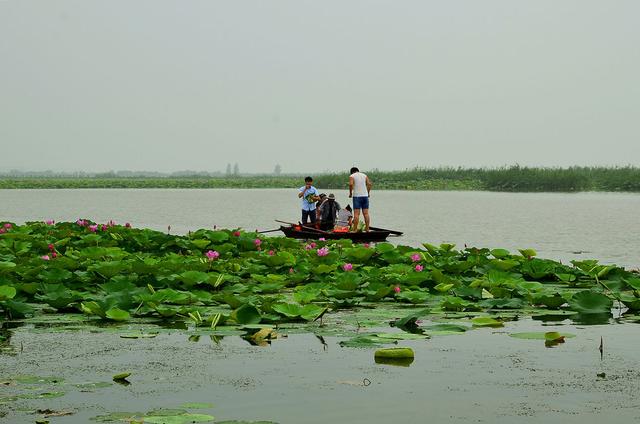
[298,176,320,225]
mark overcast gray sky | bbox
[1,0,638,174]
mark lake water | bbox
[1,189,638,268]
[2,188,640,423]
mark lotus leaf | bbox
[568,291,613,314]
[518,248,537,258]
[339,334,398,348]
[105,308,130,321]
[231,304,261,325]
[393,308,429,328]
[509,332,575,340]
[471,317,503,327]
[0,285,16,300]
[490,248,511,258]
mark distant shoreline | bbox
[1,166,639,192]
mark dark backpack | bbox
[322,201,338,223]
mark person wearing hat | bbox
[318,193,341,231]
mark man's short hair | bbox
[350,167,359,174]
[304,176,313,183]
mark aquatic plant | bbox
[0,221,637,336]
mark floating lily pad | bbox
[112,372,131,381]
[375,332,429,340]
[424,323,469,335]
[509,332,576,340]
[374,356,415,367]
[568,291,613,314]
[374,347,415,359]
[471,317,503,327]
[15,375,64,385]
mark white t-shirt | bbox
[351,172,368,197]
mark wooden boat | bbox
[279,224,402,243]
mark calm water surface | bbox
[1,189,638,267]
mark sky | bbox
[1,0,639,174]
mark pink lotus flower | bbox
[304,244,312,250]
[343,263,353,272]
[319,238,326,241]
[101,224,108,231]
[205,250,220,260]
[48,244,55,251]
[415,264,424,272]
[363,243,370,248]
[125,222,131,228]
[289,267,295,274]
[45,219,55,225]
[233,231,241,237]
[394,286,401,293]
[317,247,329,257]
[3,223,12,229]
[309,242,317,249]
[41,255,50,261]
[52,252,57,258]
[76,219,86,226]
[411,253,421,262]
[268,250,275,256]
[254,239,262,247]
[0,228,6,234]
[89,224,98,232]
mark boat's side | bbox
[280,226,391,242]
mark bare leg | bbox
[362,209,370,232]
[352,209,361,232]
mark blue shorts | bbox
[353,196,369,210]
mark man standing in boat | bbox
[349,167,372,232]
[298,176,320,225]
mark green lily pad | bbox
[471,317,503,327]
[15,375,64,385]
[509,332,576,340]
[424,323,469,335]
[568,291,613,314]
[374,347,414,358]
[105,308,131,322]
[231,304,261,325]
[112,372,131,381]
[375,332,430,340]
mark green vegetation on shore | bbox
[1,166,639,192]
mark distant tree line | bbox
[0,166,639,192]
